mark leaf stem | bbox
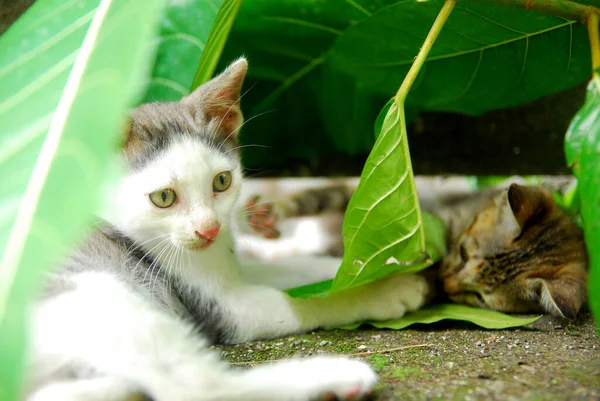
[589,10,600,72]
[395,0,457,104]
[190,0,243,89]
[470,0,599,25]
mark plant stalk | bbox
[589,11,600,72]
[395,0,457,104]
[191,0,243,89]
[470,0,599,25]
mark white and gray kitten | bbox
[26,59,429,401]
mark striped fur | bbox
[254,182,588,318]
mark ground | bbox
[217,314,599,400]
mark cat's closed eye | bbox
[213,171,232,193]
[459,243,468,262]
[149,189,177,208]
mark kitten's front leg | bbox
[225,261,429,342]
[31,271,379,401]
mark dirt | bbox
[217,314,599,400]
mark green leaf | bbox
[286,97,447,300]
[473,175,542,189]
[0,0,163,398]
[565,76,600,175]
[564,75,600,330]
[327,0,590,115]
[331,100,427,292]
[143,0,224,102]
[285,278,333,299]
[422,213,446,263]
[191,0,243,89]
[285,213,445,299]
[338,304,541,330]
[218,0,591,166]
[374,97,394,139]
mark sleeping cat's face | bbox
[103,59,247,253]
[440,184,588,318]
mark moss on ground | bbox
[217,314,599,400]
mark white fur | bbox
[28,136,428,400]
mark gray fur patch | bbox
[45,225,235,345]
[124,102,239,170]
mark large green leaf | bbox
[564,74,600,329]
[143,0,224,102]
[191,0,243,88]
[331,100,427,291]
[285,212,445,299]
[216,0,591,166]
[0,0,163,398]
[338,304,541,330]
[327,0,590,115]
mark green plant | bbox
[564,12,600,330]
[215,0,594,168]
[0,0,162,398]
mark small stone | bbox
[356,345,368,351]
[319,341,331,346]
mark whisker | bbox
[146,242,173,299]
[153,243,176,297]
[214,83,257,138]
[168,246,183,298]
[140,238,171,284]
[126,234,170,255]
[224,144,272,155]
[217,109,275,150]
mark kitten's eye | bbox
[459,244,468,262]
[213,171,232,193]
[149,189,177,208]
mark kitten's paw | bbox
[244,195,282,239]
[357,274,429,321]
[279,356,377,400]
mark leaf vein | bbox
[0,51,78,116]
[261,16,342,36]
[149,77,188,96]
[159,32,205,50]
[343,0,371,16]
[0,8,95,79]
[359,221,422,272]
[362,21,575,68]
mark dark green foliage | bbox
[216,0,591,168]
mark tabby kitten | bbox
[244,182,588,318]
[27,59,430,401]
[439,183,587,319]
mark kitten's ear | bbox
[528,276,586,319]
[507,184,550,229]
[182,58,247,137]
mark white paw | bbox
[356,273,429,321]
[279,356,378,400]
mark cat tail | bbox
[283,185,354,218]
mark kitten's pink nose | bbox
[195,224,220,241]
